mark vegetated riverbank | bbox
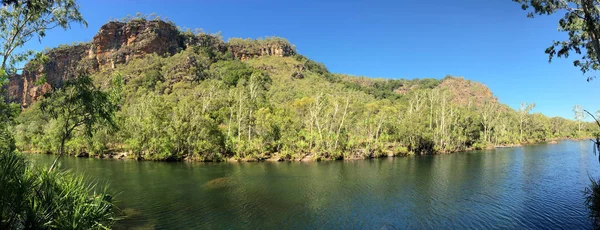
[25,137,588,163]
[28,140,598,229]
[14,18,599,164]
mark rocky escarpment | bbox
[9,19,186,106]
[436,76,497,106]
[9,43,91,107]
[9,19,295,107]
[228,37,295,61]
[88,19,184,69]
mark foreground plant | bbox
[0,151,115,229]
[585,177,600,228]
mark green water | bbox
[29,140,599,229]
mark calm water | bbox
[29,140,600,229]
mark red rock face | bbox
[88,20,183,69]
[436,77,497,106]
[7,74,24,104]
[230,44,295,61]
[8,19,295,107]
[8,20,184,107]
[8,43,90,107]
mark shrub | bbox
[0,151,115,229]
[585,177,600,228]
[209,60,253,86]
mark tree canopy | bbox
[39,75,117,170]
[0,0,86,73]
[514,0,600,80]
[14,45,597,162]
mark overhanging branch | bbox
[584,109,600,128]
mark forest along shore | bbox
[13,18,598,163]
[24,138,583,163]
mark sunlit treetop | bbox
[0,0,85,74]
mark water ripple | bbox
[26,140,600,229]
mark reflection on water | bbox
[29,140,599,229]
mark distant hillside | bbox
[9,19,294,107]
[12,18,596,162]
[8,18,496,108]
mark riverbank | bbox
[24,138,588,163]
[26,140,598,230]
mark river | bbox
[28,140,599,229]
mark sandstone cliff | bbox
[9,19,295,107]
[436,76,497,106]
[88,19,183,69]
[228,37,295,61]
[9,43,90,107]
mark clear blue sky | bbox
[24,0,600,119]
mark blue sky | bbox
[23,0,600,119]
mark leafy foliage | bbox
[586,177,600,228]
[39,75,117,169]
[514,0,600,80]
[12,22,598,162]
[209,60,254,86]
[0,0,86,73]
[0,151,115,229]
[0,69,20,153]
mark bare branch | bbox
[584,109,600,128]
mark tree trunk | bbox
[237,91,243,151]
[519,121,523,142]
[582,0,600,66]
[334,97,349,150]
[248,109,252,141]
[228,106,233,138]
[49,138,66,172]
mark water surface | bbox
[29,140,599,229]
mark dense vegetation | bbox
[0,1,117,229]
[0,0,598,228]
[12,19,598,162]
[0,68,116,230]
[0,151,114,229]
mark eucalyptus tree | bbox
[0,0,86,73]
[39,75,116,171]
[479,100,500,145]
[574,104,586,132]
[518,102,536,142]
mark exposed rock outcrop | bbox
[9,19,295,107]
[88,19,183,69]
[228,37,295,61]
[436,76,497,106]
[9,43,90,107]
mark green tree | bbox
[518,102,536,142]
[513,0,600,79]
[39,75,116,171]
[0,69,20,152]
[209,60,253,86]
[0,0,86,73]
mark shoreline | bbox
[23,138,591,164]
